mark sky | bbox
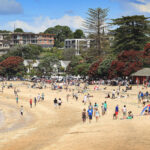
[0,0,150,33]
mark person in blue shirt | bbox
[87,107,93,123]
[141,92,144,100]
[115,105,119,119]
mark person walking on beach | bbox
[83,95,87,105]
[34,97,37,106]
[82,108,86,123]
[58,98,62,109]
[54,98,58,108]
[112,89,115,99]
[94,102,98,115]
[95,108,100,122]
[88,102,93,110]
[37,93,40,102]
[115,105,119,119]
[87,107,93,123]
[104,101,107,113]
[122,105,127,119]
[101,103,105,115]
[20,106,23,116]
[30,99,32,108]
[16,95,18,104]
[41,93,44,101]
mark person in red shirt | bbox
[30,99,32,108]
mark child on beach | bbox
[95,108,100,122]
[82,108,86,123]
[30,99,32,108]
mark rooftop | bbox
[131,68,150,77]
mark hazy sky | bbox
[0,0,150,33]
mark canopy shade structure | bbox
[131,68,150,77]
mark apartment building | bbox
[65,39,93,55]
[0,32,55,55]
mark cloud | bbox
[130,0,150,13]
[0,0,23,15]
[7,15,84,33]
[111,0,150,15]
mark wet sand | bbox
[0,81,150,150]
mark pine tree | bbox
[111,15,150,53]
[84,8,108,55]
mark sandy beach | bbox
[0,81,150,150]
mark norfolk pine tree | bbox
[84,8,108,56]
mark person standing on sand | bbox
[82,108,86,123]
[94,102,98,115]
[87,107,93,123]
[122,105,127,119]
[54,98,58,108]
[41,93,44,101]
[34,97,37,106]
[37,93,40,102]
[30,99,32,108]
[83,95,87,105]
[101,103,105,115]
[58,98,62,109]
[104,101,107,113]
[16,95,18,104]
[20,106,23,116]
[95,108,100,122]
[115,105,119,119]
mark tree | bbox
[98,55,115,77]
[62,48,76,60]
[37,55,60,76]
[88,58,102,79]
[0,56,26,77]
[14,28,24,33]
[73,29,84,38]
[84,7,108,55]
[0,44,43,61]
[66,55,84,75]
[111,15,150,53]
[108,50,144,78]
[0,30,10,33]
[44,25,73,48]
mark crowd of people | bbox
[1,78,150,124]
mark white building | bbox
[24,60,70,73]
[64,39,92,55]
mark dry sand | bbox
[0,81,150,150]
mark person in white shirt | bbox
[122,105,127,119]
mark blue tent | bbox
[140,104,150,115]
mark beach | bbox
[0,81,150,150]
